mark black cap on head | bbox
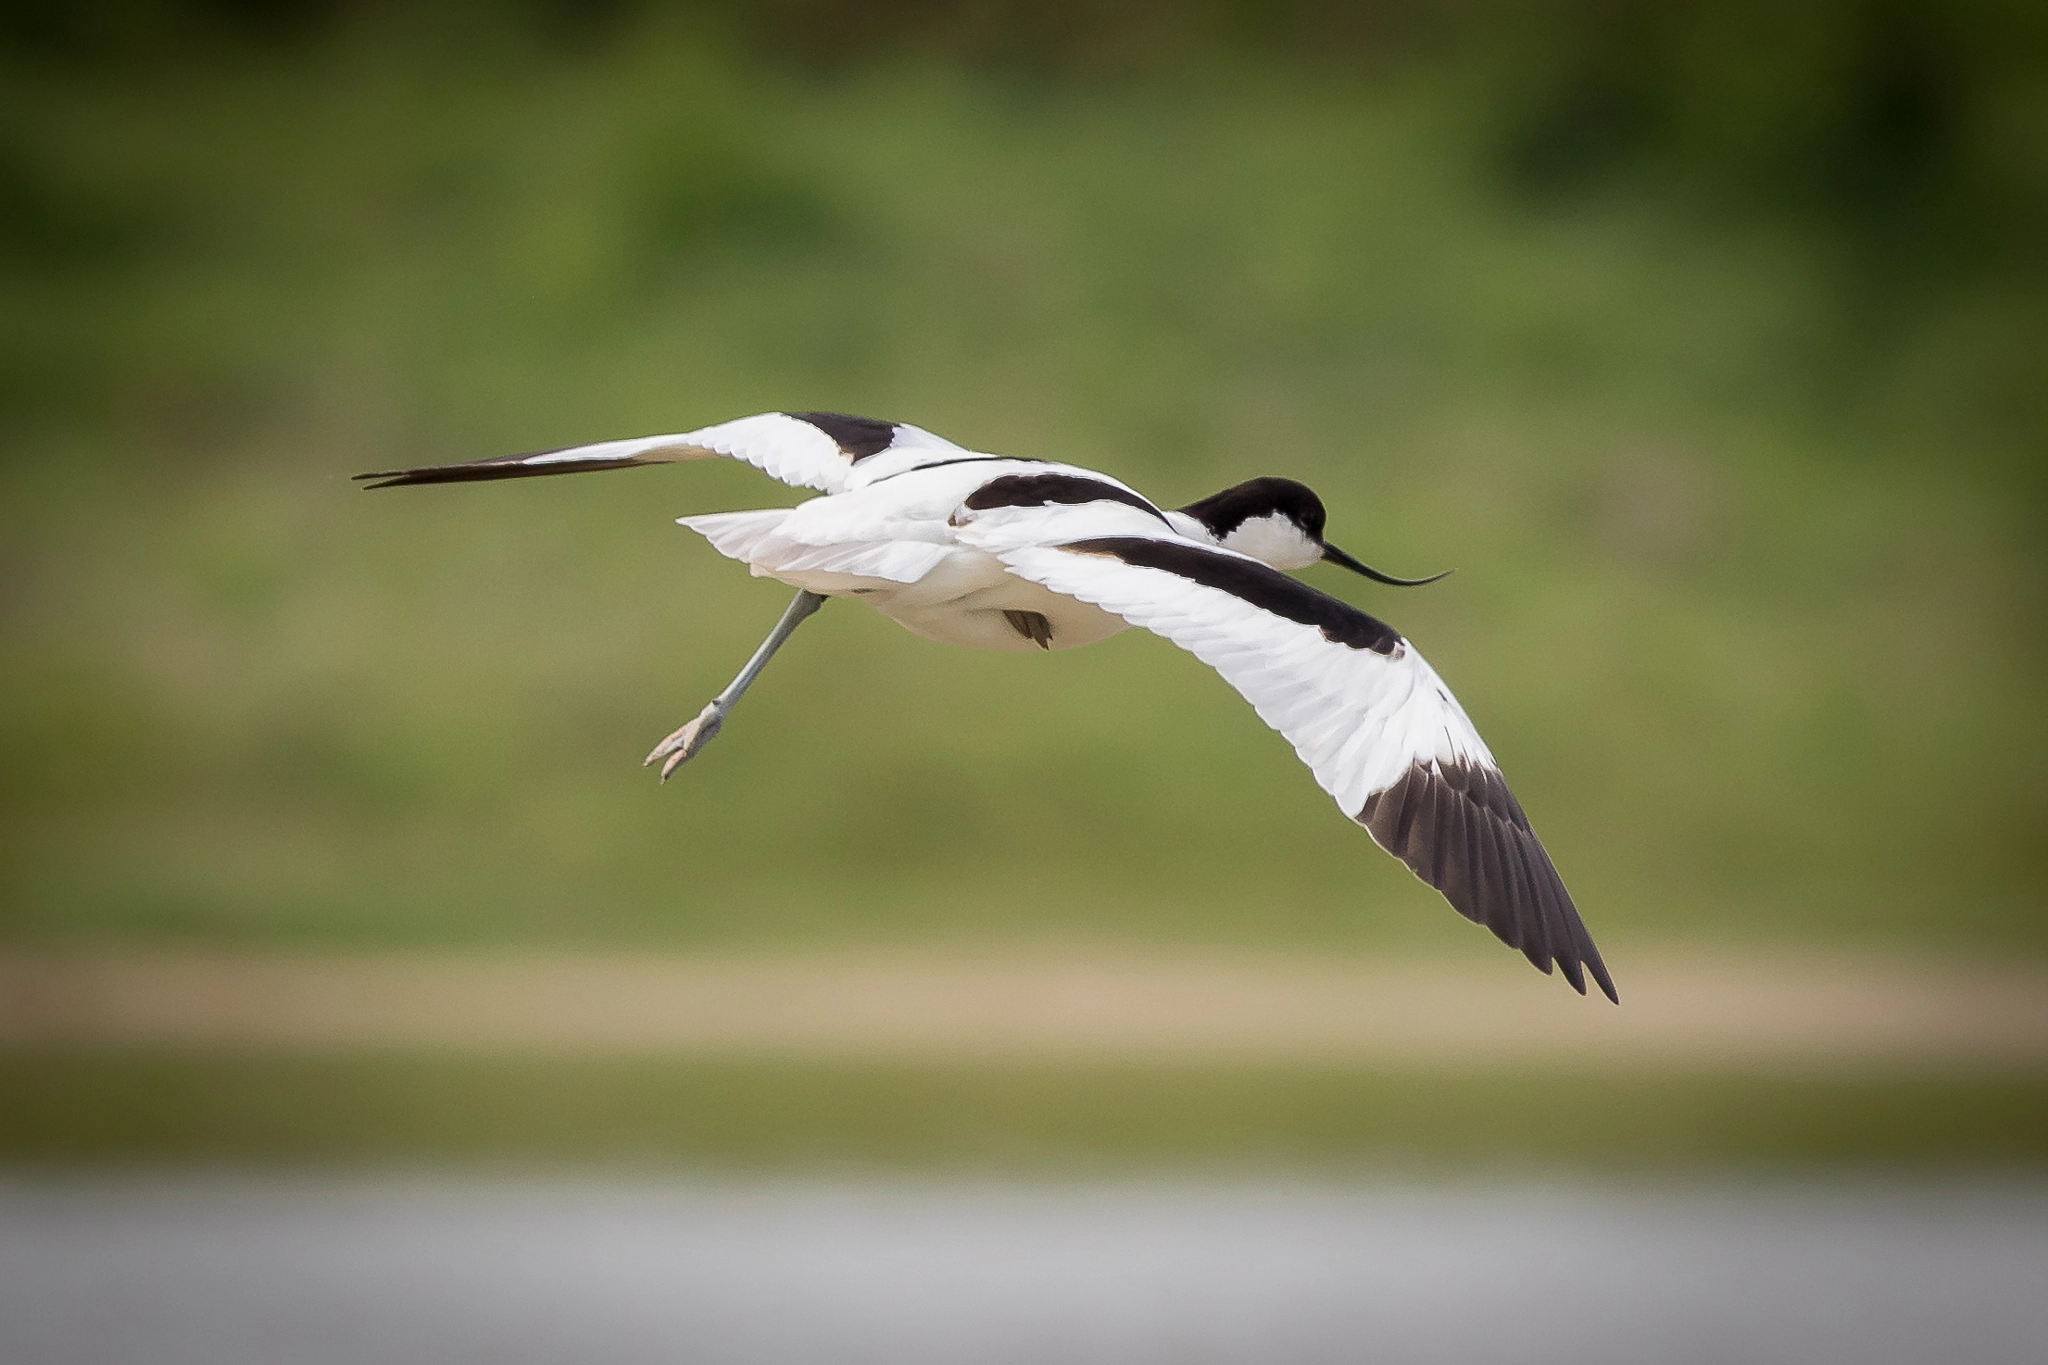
[1177,477,1326,541]
[1181,477,1455,587]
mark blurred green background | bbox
[1,1,2044,1168]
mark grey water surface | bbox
[3,1174,2044,1365]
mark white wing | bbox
[961,509,1615,1001]
[355,412,970,495]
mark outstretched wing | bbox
[354,412,967,495]
[961,511,1615,1001]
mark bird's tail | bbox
[676,509,797,565]
[679,510,951,585]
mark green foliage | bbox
[0,11,2042,956]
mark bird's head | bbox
[1172,477,1452,585]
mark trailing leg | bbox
[643,589,826,780]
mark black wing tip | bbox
[1515,925,1620,1004]
[353,467,486,489]
[1518,939,1619,1003]
[1586,954,1621,1004]
[348,451,661,489]
[1359,757,1619,1004]
[1510,901,1619,1003]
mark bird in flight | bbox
[357,411,1615,1001]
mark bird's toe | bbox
[645,703,725,778]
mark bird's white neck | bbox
[1172,510,1321,571]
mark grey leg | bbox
[643,589,826,781]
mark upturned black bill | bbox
[1321,543,1454,587]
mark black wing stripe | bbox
[871,455,1027,482]
[1358,759,1617,1003]
[1062,538,1405,654]
[963,473,1171,527]
[784,411,898,460]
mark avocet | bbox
[358,411,1615,1000]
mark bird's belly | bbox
[881,582,1128,652]
[767,546,1126,653]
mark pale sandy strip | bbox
[1,950,2045,1067]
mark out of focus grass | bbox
[4,1050,2043,1171]
[0,8,2043,962]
